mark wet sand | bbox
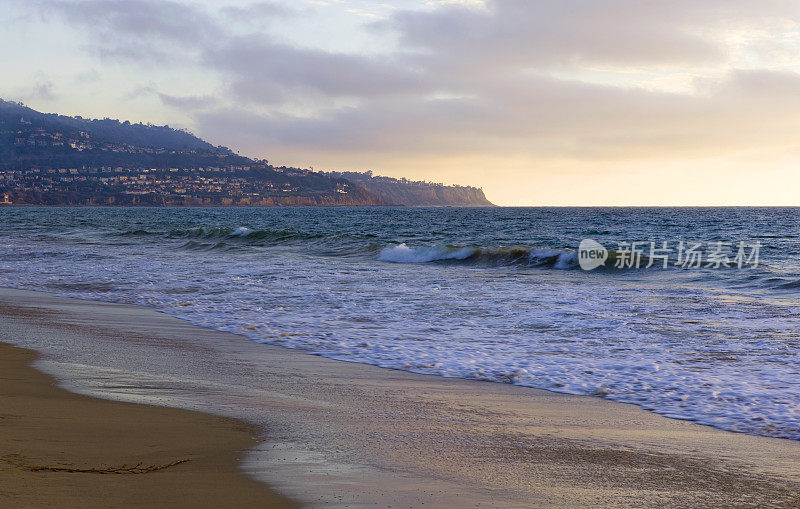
[0,342,295,508]
[2,287,800,507]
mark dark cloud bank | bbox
[30,0,800,166]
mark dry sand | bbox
[2,287,800,507]
[0,342,295,508]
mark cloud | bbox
[389,0,800,71]
[39,0,221,43]
[33,0,220,65]
[157,92,218,110]
[219,2,292,21]
[204,35,429,105]
[11,73,58,103]
[73,69,101,84]
[31,78,57,101]
[193,67,800,165]
[19,0,800,185]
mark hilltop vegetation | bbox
[0,100,492,207]
[0,99,247,171]
[0,99,220,152]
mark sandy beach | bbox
[2,287,800,507]
[0,341,295,508]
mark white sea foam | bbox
[552,251,577,269]
[231,226,253,236]
[379,244,580,269]
[378,243,476,263]
[2,207,800,440]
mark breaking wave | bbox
[4,206,800,440]
[379,243,578,269]
[119,227,584,268]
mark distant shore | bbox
[2,287,800,507]
[0,203,494,207]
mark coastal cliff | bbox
[327,171,494,207]
[3,185,385,207]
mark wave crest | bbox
[379,243,578,269]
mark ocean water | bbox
[1,206,799,439]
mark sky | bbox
[2,0,800,205]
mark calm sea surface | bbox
[1,206,799,439]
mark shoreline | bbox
[3,286,800,507]
[0,341,296,508]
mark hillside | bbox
[0,99,219,152]
[0,100,491,207]
[0,99,249,171]
[327,171,494,207]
